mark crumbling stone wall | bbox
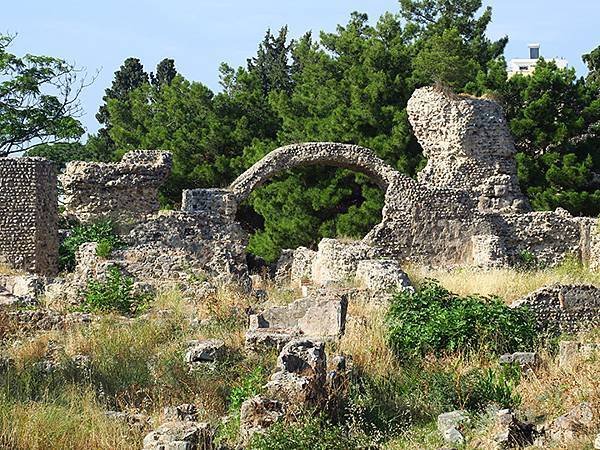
[60,150,172,223]
[23,85,597,292]
[512,285,600,334]
[407,87,530,214]
[54,152,250,293]
[0,158,58,275]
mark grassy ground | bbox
[0,265,599,449]
[407,259,600,303]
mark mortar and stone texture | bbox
[60,150,172,223]
[0,157,59,275]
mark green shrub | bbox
[386,280,537,359]
[347,362,521,437]
[249,414,371,450]
[59,220,123,271]
[228,366,266,411]
[95,239,115,259]
[81,266,147,315]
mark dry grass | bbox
[0,387,140,450]
[406,262,600,303]
[518,352,600,422]
[338,300,397,379]
[0,262,20,276]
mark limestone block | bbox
[184,339,225,365]
[354,259,413,294]
[548,402,594,442]
[311,239,370,286]
[437,410,470,445]
[142,421,213,450]
[239,396,285,443]
[290,247,316,286]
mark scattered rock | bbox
[499,352,538,370]
[142,421,214,450]
[239,395,285,443]
[266,339,327,409]
[559,340,599,368]
[244,328,301,353]
[594,432,600,449]
[11,275,46,298]
[437,410,469,445]
[185,339,225,365]
[163,404,198,422]
[105,410,151,430]
[354,259,413,297]
[493,409,535,448]
[548,402,594,442]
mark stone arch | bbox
[229,142,407,204]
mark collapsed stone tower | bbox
[407,87,530,213]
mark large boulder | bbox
[142,421,214,450]
[437,410,470,445]
[184,340,225,367]
[354,259,413,297]
[266,339,327,408]
[547,402,594,442]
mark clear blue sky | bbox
[4,0,600,135]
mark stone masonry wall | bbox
[0,158,58,275]
[512,285,600,334]
[60,150,172,223]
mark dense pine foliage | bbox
[14,0,600,261]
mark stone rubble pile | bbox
[239,338,348,443]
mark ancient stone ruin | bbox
[61,150,172,223]
[0,85,599,295]
[0,157,58,275]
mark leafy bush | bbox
[249,414,371,450]
[95,239,115,259]
[386,280,537,358]
[81,266,147,315]
[59,220,123,271]
[347,362,521,438]
[228,366,266,411]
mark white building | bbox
[508,44,568,77]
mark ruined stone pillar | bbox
[0,157,59,275]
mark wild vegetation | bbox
[1,266,599,449]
